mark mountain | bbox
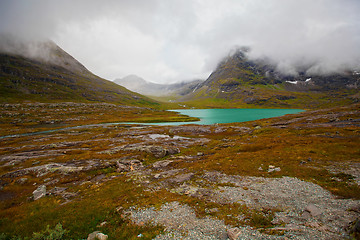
[182,48,360,108]
[114,75,203,97]
[0,38,158,107]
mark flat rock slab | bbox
[167,173,194,184]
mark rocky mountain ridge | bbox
[114,74,203,97]
[181,48,360,108]
[202,48,360,91]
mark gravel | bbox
[126,172,360,239]
[127,202,282,240]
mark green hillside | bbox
[0,41,159,107]
[180,49,360,109]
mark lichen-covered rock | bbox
[33,185,46,200]
[168,173,194,184]
[152,160,174,169]
[120,144,180,158]
[116,159,143,172]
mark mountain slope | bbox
[114,75,203,96]
[0,40,158,107]
[182,48,360,108]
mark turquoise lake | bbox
[145,108,303,126]
[0,108,303,139]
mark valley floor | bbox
[0,103,359,239]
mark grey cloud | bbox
[0,0,359,83]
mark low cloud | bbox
[0,0,359,83]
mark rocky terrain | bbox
[0,103,359,239]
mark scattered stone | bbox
[97,221,107,227]
[268,165,281,173]
[197,152,204,156]
[33,185,46,200]
[227,227,242,240]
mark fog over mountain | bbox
[1,0,359,83]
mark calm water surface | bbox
[148,108,303,126]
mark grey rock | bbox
[87,231,100,240]
[97,221,107,227]
[152,160,174,169]
[116,159,143,172]
[304,203,322,217]
[268,165,281,173]
[121,144,180,158]
[87,231,108,240]
[33,185,46,200]
[168,173,194,184]
[116,162,128,172]
[170,126,211,135]
[16,178,28,184]
[1,163,84,178]
[96,233,108,240]
[227,227,242,240]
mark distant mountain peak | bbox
[114,75,203,96]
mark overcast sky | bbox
[1,0,360,83]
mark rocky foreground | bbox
[0,103,359,239]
